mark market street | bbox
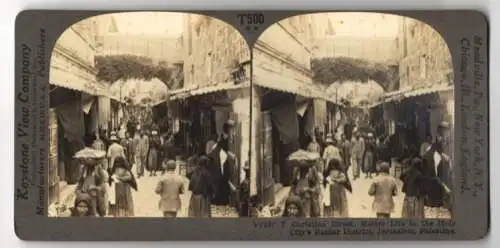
[345,169,404,218]
[131,165,239,218]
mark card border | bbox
[14,10,489,241]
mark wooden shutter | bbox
[260,111,275,205]
[48,109,60,206]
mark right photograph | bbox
[250,12,454,219]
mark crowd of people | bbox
[58,119,250,218]
[269,121,453,219]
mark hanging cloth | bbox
[82,95,95,114]
[270,102,299,145]
[97,96,111,131]
[56,98,85,142]
[296,101,309,117]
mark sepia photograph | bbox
[47,12,252,218]
[250,12,454,219]
[12,8,489,240]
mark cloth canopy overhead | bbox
[326,80,385,107]
[169,81,250,101]
[109,78,169,106]
[383,84,453,104]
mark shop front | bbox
[383,84,454,155]
[251,75,335,206]
[169,82,251,206]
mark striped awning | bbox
[169,81,250,100]
[383,84,453,103]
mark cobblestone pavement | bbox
[132,170,238,218]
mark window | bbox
[190,65,195,84]
[187,16,193,56]
[206,52,212,78]
[420,55,427,79]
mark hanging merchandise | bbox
[296,101,309,117]
[81,96,95,114]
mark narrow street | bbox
[131,165,239,218]
[271,168,405,218]
[345,169,404,218]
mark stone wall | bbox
[183,14,250,89]
[257,15,313,71]
[97,34,182,63]
[314,36,399,65]
[182,14,252,184]
[51,18,103,94]
[56,18,97,68]
[398,17,453,90]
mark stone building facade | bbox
[397,17,453,90]
[173,14,251,185]
[49,17,104,208]
[92,13,183,63]
[250,14,344,207]
[96,34,183,63]
[182,14,250,90]
[311,13,400,65]
[51,18,103,94]
[381,16,454,152]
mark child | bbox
[368,162,398,218]
[109,157,137,217]
[71,193,95,217]
[324,158,351,217]
[282,195,304,217]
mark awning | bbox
[383,84,453,103]
[253,66,333,103]
[50,64,106,96]
[169,81,250,100]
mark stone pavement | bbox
[132,171,239,218]
[54,163,239,218]
[346,169,405,218]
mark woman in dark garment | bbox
[188,155,215,218]
[362,133,377,178]
[421,141,453,218]
[400,157,427,218]
[323,158,352,217]
[290,164,321,218]
[75,158,108,217]
[147,130,162,176]
[308,165,322,217]
[208,142,235,207]
[109,157,137,217]
[238,162,251,217]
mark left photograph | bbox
[47,12,252,218]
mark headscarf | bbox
[196,155,211,171]
[401,157,424,195]
[110,156,138,191]
[324,158,352,192]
